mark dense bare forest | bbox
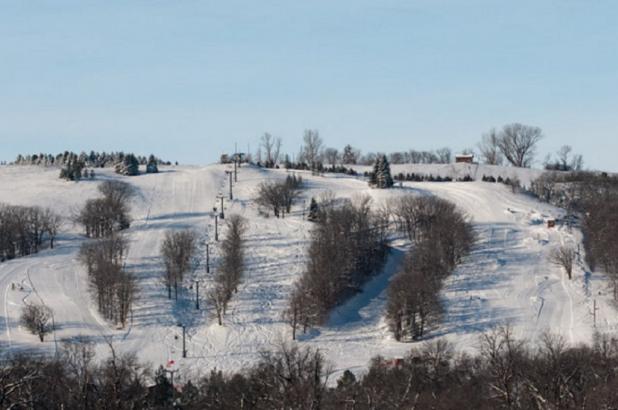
[387,196,475,340]
[2,330,618,409]
[0,204,61,262]
[531,171,618,298]
[284,195,389,339]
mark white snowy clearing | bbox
[1,163,617,384]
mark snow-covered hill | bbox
[0,164,616,383]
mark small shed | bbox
[455,154,474,164]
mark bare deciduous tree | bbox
[545,145,584,171]
[550,245,576,280]
[300,129,323,170]
[480,325,526,408]
[41,208,62,249]
[436,147,452,164]
[255,175,303,218]
[21,304,53,342]
[260,133,282,167]
[323,148,340,167]
[0,204,62,261]
[208,214,247,325]
[283,280,314,340]
[77,180,134,238]
[207,283,228,326]
[161,230,197,300]
[78,235,135,326]
[478,128,503,165]
[497,123,543,168]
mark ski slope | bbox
[0,163,616,383]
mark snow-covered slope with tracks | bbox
[1,164,616,383]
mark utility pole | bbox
[218,195,225,219]
[234,141,238,182]
[206,243,210,273]
[178,323,187,358]
[226,171,233,200]
[194,280,200,310]
[593,299,599,328]
[214,215,219,241]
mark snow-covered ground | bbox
[0,163,616,384]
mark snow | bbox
[1,163,616,384]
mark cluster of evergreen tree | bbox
[368,155,394,188]
[114,153,140,176]
[279,158,358,176]
[3,332,618,409]
[391,172,474,182]
[387,195,475,340]
[284,196,389,339]
[481,174,521,187]
[14,150,169,168]
[15,150,166,179]
[58,152,86,181]
[0,204,61,262]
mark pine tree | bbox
[369,155,394,189]
[308,197,319,222]
[342,144,357,164]
[115,154,139,176]
[378,154,394,188]
[146,154,159,173]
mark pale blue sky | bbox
[1,1,617,170]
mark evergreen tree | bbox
[59,155,85,181]
[308,197,319,222]
[342,144,358,164]
[149,366,174,406]
[146,154,159,173]
[115,153,139,176]
[377,155,393,188]
[369,156,380,187]
[369,155,394,189]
